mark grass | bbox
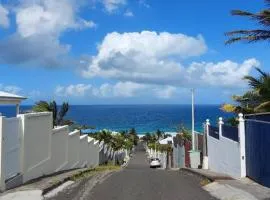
[70,164,121,181]
[200,178,211,186]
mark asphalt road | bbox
[49,144,217,200]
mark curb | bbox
[180,168,233,182]
[42,168,92,195]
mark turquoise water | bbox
[0,105,232,133]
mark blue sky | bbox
[0,0,269,105]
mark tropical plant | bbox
[226,0,270,44]
[156,129,164,140]
[221,68,270,114]
[32,100,73,126]
[90,130,136,151]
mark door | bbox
[3,118,21,180]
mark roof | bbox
[159,137,174,145]
[0,91,27,104]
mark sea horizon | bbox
[0,104,232,134]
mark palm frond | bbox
[254,101,270,112]
[255,67,269,78]
[243,75,262,89]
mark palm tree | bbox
[156,129,163,140]
[222,68,270,113]
[32,100,73,126]
[226,0,270,44]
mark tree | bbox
[222,68,270,114]
[156,129,163,140]
[32,101,73,127]
[226,0,270,44]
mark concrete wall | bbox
[50,126,69,172]
[0,112,106,190]
[19,112,52,183]
[206,115,246,178]
[66,130,80,169]
[79,135,88,168]
[208,132,241,178]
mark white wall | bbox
[88,138,99,168]
[66,130,80,170]
[206,115,246,179]
[50,126,69,172]
[0,112,121,191]
[79,135,88,168]
[208,134,241,178]
[19,112,52,183]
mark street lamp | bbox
[189,88,200,169]
[191,88,195,151]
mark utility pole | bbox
[191,88,195,151]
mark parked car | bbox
[150,158,161,168]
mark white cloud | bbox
[0,0,96,67]
[81,31,258,88]
[0,84,22,94]
[55,82,178,99]
[16,0,94,38]
[101,0,126,13]
[0,4,9,28]
[124,10,134,17]
[55,84,92,97]
[94,81,146,97]
[154,86,177,99]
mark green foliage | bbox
[180,126,192,142]
[148,143,172,153]
[32,100,73,127]
[226,1,270,44]
[225,117,239,127]
[90,129,136,151]
[221,68,270,115]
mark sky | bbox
[0,0,269,105]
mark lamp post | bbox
[189,88,200,168]
[191,88,195,151]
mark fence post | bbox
[238,113,246,177]
[218,117,224,138]
[203,119,210,169]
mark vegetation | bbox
[221,68,270,114]
[223,1,270,125]
[32,100,73,126]
[226,0,270,44]
[145,127,192,153]
[70,164,121,181]
[90,128,139,151]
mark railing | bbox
[222,125,239,142]
[208,126,219,140]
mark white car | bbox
[150,158,161,168]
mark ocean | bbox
[0,104,232,133]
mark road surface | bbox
[48,144,217,200]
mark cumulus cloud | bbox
[81,31,258,88]
[0,0,96,67]
[0,4,9,28]
[55,82,177,99]
[101,0,126,13]
[81,31,207,85]
[55,84,92,97]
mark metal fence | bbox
[209,126,219,139]
[222,125,239,142]
[245,113,270,187]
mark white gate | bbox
[3,117,21,180]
